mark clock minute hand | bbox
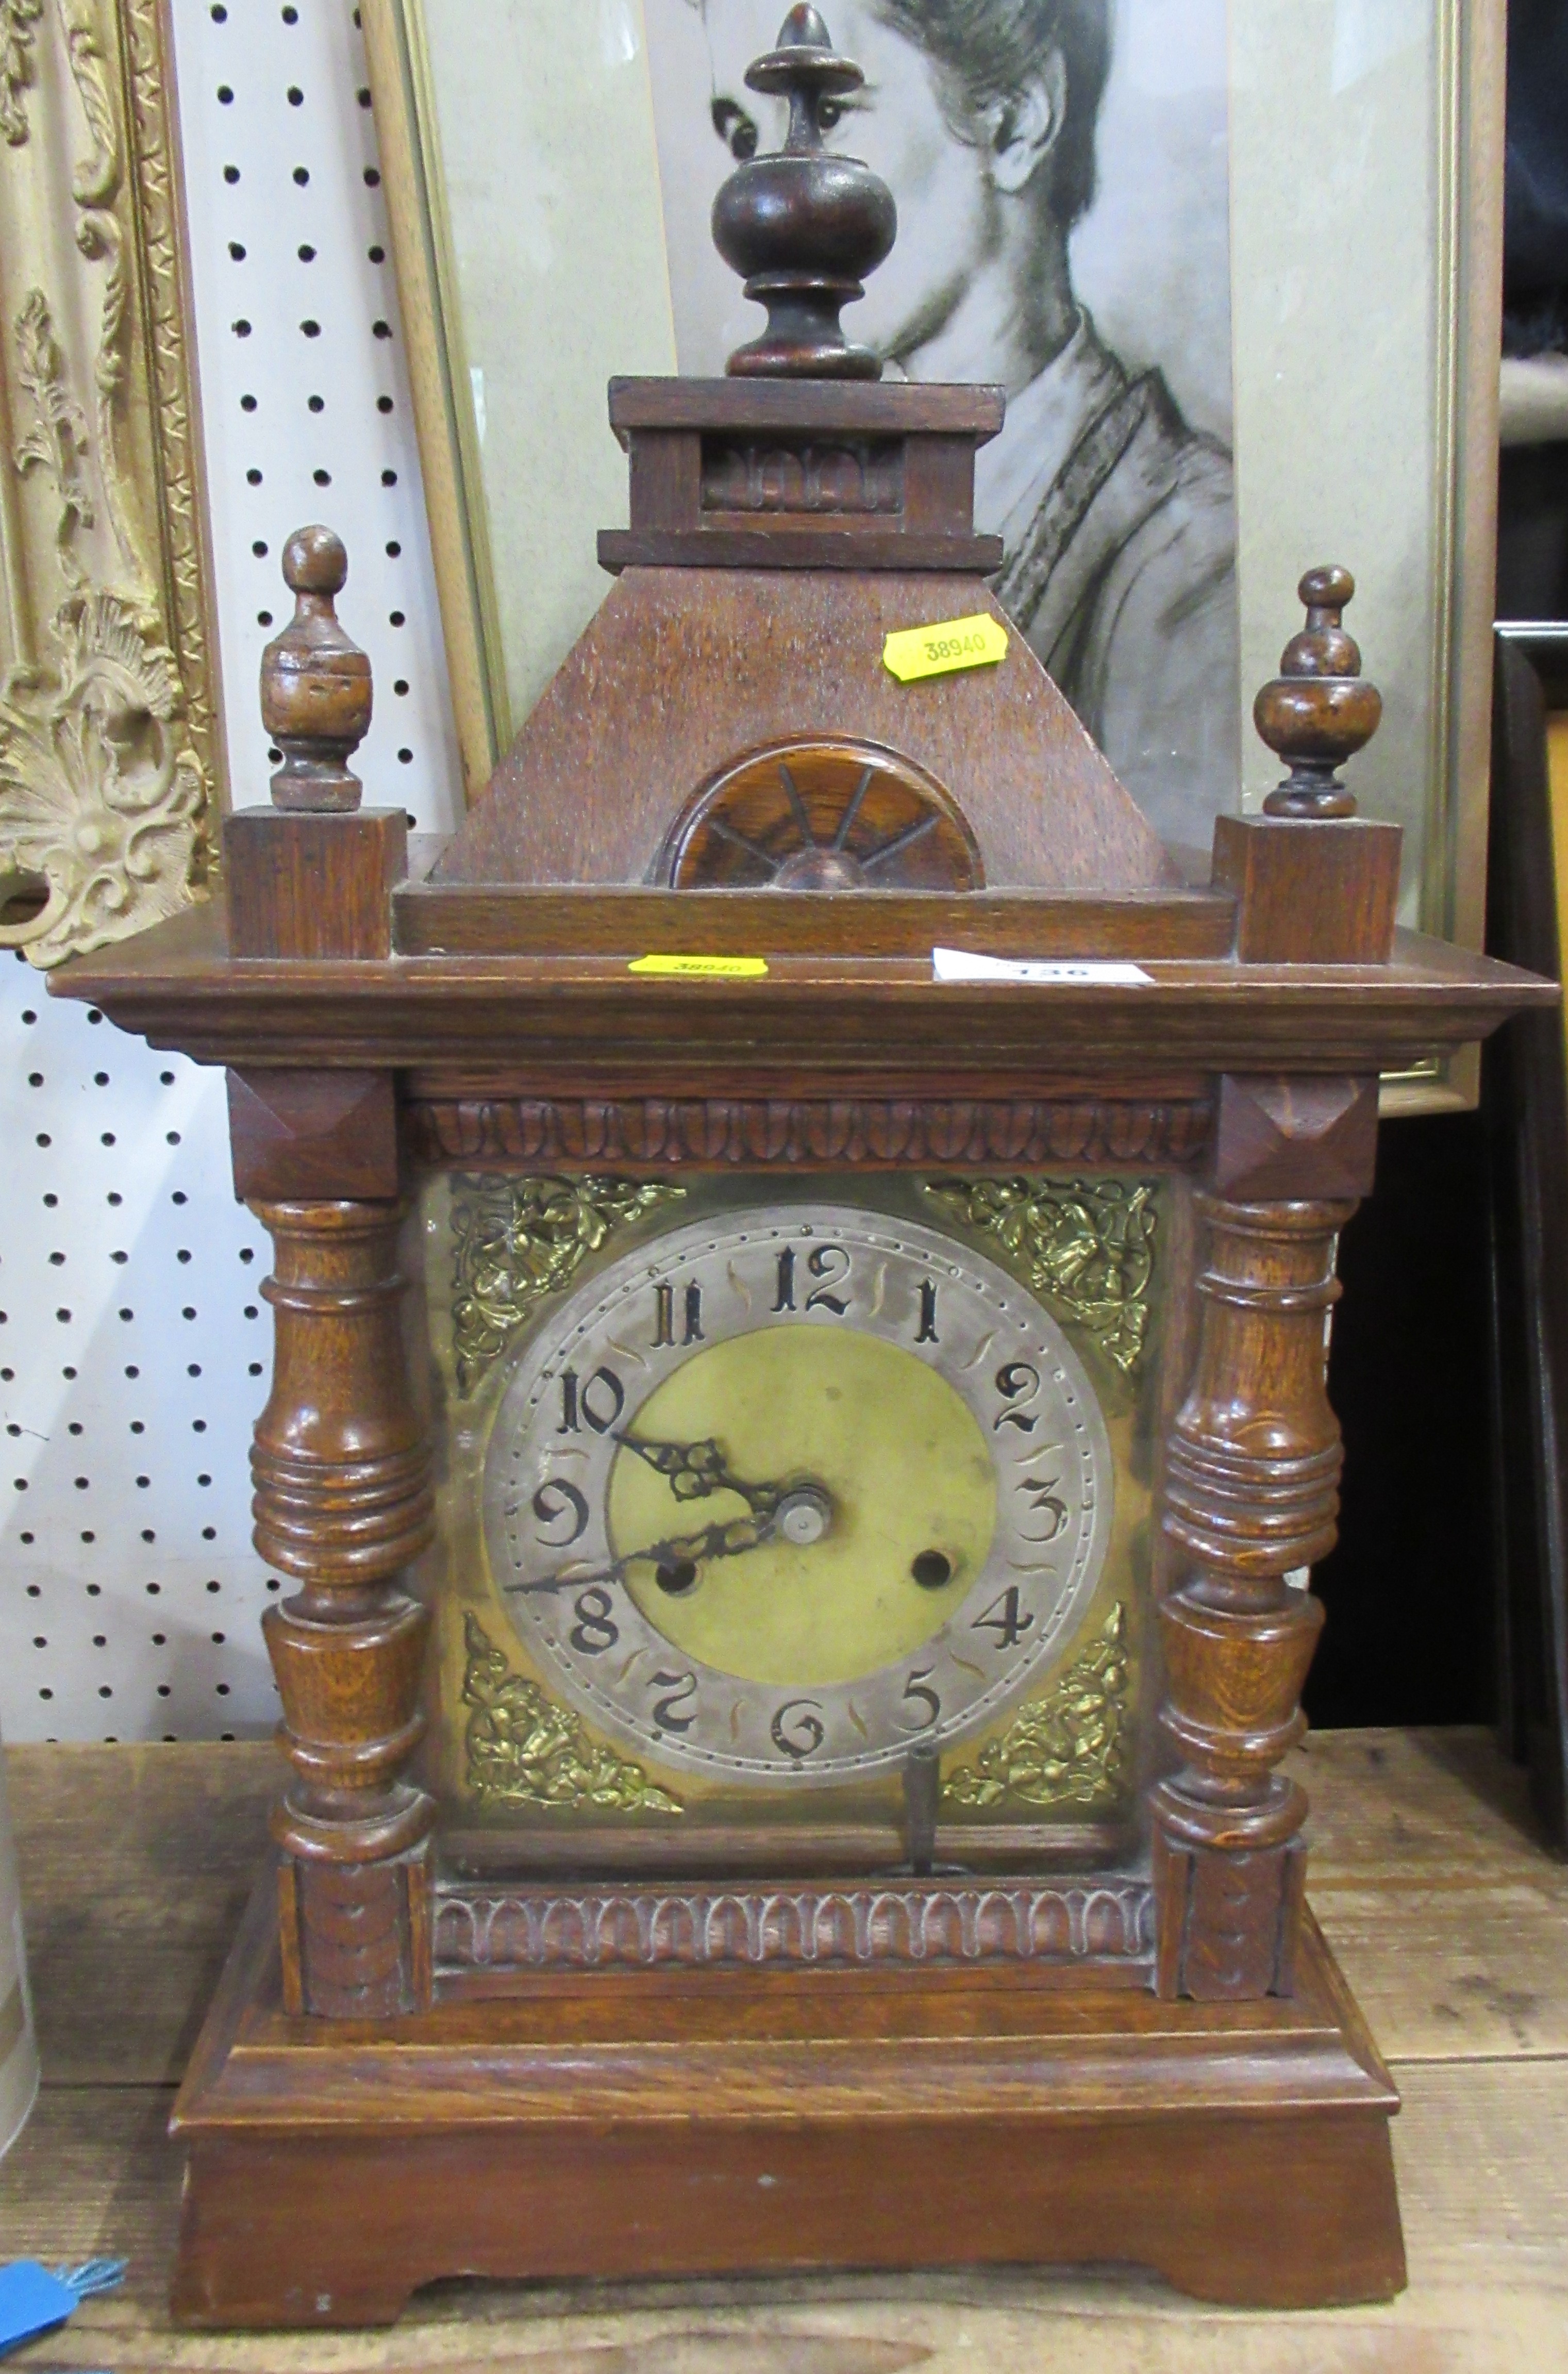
[506,1437,830,1599]
[504,1505,780,1599]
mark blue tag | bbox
[0,2261,77,2352]
[0,2257,125,2358]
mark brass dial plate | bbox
[482,1206,1113,1784]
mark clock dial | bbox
[610,1327,995,1687]
[482,1205,1113,1783]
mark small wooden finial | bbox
[259,524,372,812]
[711,6,896,379]
[1254,566,1383,820]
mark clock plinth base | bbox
[170,1858,1405,2326]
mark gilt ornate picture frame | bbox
[0,0,223,969]
[365,0,1504,1109]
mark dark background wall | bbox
[1303,0,1568,1731]
[1305,1115,1497,1728]
[1497,0,1568,623]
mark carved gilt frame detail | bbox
[0,0,222,967]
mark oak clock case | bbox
[45,1,1555,2331]
[426,1173,1169,1863]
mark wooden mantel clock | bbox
[55,7,1550,2328]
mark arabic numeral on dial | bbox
[805,1243,850,1314]
[649,1669,698,1734]
[531,1480,589,1547]
[994,1361,1040,1432]
[773,1246,796,1311]
[578,1366,625,1434]
[775,1242,850,1316]
[557,1366,625,1435]
[568,1586,619,1655]
[1016,1474,1068,1542]
[653,1281,704,1347]
[901,1668,941,1731]
[770,1697,826,1760]
[971,1584,1036,1649]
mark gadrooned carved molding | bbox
[409,1097,1213,1172]
[434,1871,1153,1972]
[0,0,218,967]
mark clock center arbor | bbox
[54,4,1553,2329]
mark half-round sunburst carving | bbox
[661,736,983,892]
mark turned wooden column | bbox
[1154,1184,1353,2000]
[255,1200,435,2016]
[1163,580,1391,2003]
[1156,572,1400,1999]
[226,528,428,2014]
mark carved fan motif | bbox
[663,736,983,891]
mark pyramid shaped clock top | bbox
[432,7,1206,899]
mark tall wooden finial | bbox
[259,524,372,812]
[712,5,896,379]
[1254,566,1383,820]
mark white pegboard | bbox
[0,0,458,1740]
[175,0,461,827]
[0,960,276,1742]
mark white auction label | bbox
[931,947,1154,986]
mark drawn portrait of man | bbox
[647,0,1239,852]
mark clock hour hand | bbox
[614,1432,788,1520]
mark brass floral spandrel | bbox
[943,1603,1131,1811]
[450,1173,684,1396]
[0,0,216,966]
[923,1177,1157,1373]
[462,1613,682,1815]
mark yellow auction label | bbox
[628,954,770,978]
[882,611,1009,683]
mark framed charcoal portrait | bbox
[364,0,1504,1101]
[649,0,1239,859]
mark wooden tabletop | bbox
[5,1728,1567,2370]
